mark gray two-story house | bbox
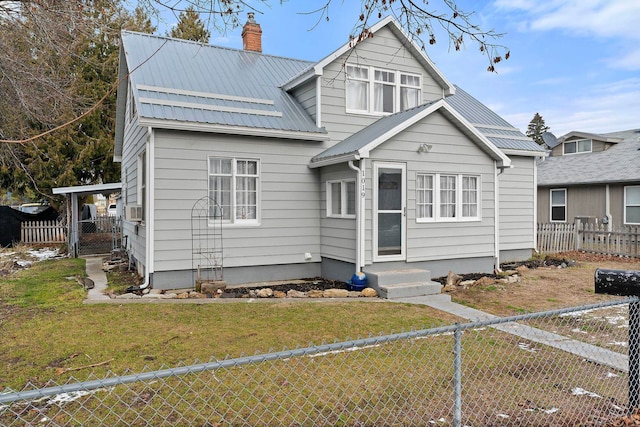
[114,15,544,295]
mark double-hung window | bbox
[416,173,480,222]
[327,180,356,218]
[346,65,421,114]
[625,186,640,224]
[208,157,259,224]
[550,189,566,222]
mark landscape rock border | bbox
[112,287,379,300]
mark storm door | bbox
[374,162,406,261]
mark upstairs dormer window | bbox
[346,65,421,115]
[563,139,592,155]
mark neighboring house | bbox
[537,129,640,227]
[114,14,544,291]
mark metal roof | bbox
[446,86,544,154]
[538,129,640,186]
[121,31,326,137]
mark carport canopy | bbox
[53,182,122,256]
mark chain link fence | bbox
[0,298,636,426]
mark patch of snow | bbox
[28,248,60,261]
[496,413,509,418]
[571,387,601,398]
[606,372,619,378]
[309,343,381,358]
[518,342,536,353]
[571,328,588,334]
[544,407,559,414]
[608,341,628,347]
[16,260,32,267]
[606,316,627,325]
[0,251,16,258]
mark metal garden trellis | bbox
[191,197,223,290]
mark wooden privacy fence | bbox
[21,220,66,244]
[537,222,640,258]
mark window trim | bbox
[208,156,261,226]
[550,188,567,223]
[562,139,592,155]
[137,151,146,222]
[416,173,481,223]
[345,64,422,115]
[326,179,356,219]
[624,185,640,225]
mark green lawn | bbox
[0,258,457,390]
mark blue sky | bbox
[162,0,640,137]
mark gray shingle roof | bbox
[121,31,325,136]
[537,129,640,186]
[446,86,544,153]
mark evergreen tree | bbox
[526,113,550,146]
[169,6,210,43]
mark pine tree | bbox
[169,6,211,43]
[526,113,550,146]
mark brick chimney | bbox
[242,12,262,53]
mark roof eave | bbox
[309,153,362,169]
[501,148,546,157]
[139,118,330,141]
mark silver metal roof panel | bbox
[121,31,325,136]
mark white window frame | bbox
[624,185,640,225]
[127,83,136,124]
[416,173,481,223]
[208,157,260,226]
[562,139,592,155]
[345,64,421,115]
[137,151,146,222]
[550,188,567,223]
[326,179,356,219]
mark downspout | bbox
[605,184,612,231]
[140,127,154,290]
[533,158,539,253]
[348,160,364,273]
[494,161,501,272]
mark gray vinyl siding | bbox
[152,130,322,274]
[120,91,147,270]
[368,111,496,263]
[291,78,317,123]
[499,156,535,251]
[320,164,358,262]
[320,26,445,145]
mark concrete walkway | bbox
[393,295,629,373]
[82,260,628,372]
[84,256,111,301]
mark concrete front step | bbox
[378,281,443,299]
[364,268,432,288]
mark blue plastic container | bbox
[348,272,367,291]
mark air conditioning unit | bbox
[125,205,143,222]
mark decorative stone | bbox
[307,290,324,298]
[507,275,520,283]
[142,293,164,299]
[442,283,457,293]
[323,289,349,298]
[273,290,287,298]
[446,271,462,288]
[361,287,378,298]
[162,293,178,299]
[201,281,227,295]
[176,292,190,299]
[149,289,163,295]
[459,280,475,288]
[256,288,273,298]
[116,293,141,299]
[474,276,495,287]
[515,265,529,273]
[347,291,362,298]
[287,290,307,298]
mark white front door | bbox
[374,162,406,261]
